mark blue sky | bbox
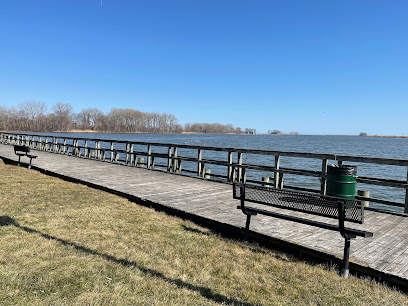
[0,1,407,135]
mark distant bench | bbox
[233,182,373,277]
[14,145,37,169]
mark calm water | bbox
[35,133,408,213]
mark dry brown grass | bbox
[0,162,407,305]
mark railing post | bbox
[358,190,370,208]
[405,167,408,213]
[228,151,233,182]
[97,141,101,159]
[125,143,129,164]
[237,152,243,182]
[130,144,134,165]
[147,145,152,169]
[197,149,202,177]
[167,146,173,172]
[262,177,270,187]
[274,155,280,188]
[110,142,114,162]
[84,140,88,157]
[320,159,328,195]
[75,139,78,156]
[172,147,178,173]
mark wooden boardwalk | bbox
[1,143,407,287]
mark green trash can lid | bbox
[327,164,357,176]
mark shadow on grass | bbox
[182,224,273,258]
[181,224,211,236]
[1,216,256,306]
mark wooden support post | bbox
[167,147,173,172]
[262,177,270,187]
[197,149,202,177]
[110,142,114,162]
[94,141,98,159]
[45,138,49,151]
[130,144,134,165]
[204,168,211,179]
[228,151,233,182]
[138,157,145,167]
[358,190,370,208]
[84,140,88,157]
[405,167,408,213]
[320,159,328,195]
[274,155,280,189]
[98,141,101,159]
[75,139,79,156]
[237,152,243,182]
[53,137,56,152]
[62,139,66,154]
[126,143,129,164]
[172,147,178,172]
[147,145,152,169]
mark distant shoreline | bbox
[367,135,408,139]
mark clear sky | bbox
[0,1,407,135]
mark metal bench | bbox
[233,182,373,277]
[14,145,38,169]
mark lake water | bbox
[32,133,408,213]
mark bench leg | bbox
[340,235,351,277]
[17,156,21,166]
[28,157,33,169]
[244,214,252,242]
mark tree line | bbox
[0,101,251,134]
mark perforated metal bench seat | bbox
[233,182,373,277]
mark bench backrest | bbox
[233,183,364,224]
[14,145,30,154]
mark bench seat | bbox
[233,182,373,277]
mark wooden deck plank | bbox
[1,143,408,284]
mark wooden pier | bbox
[1,141,408,289]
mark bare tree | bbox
[52,103,73,131]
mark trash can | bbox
[326,165,357,199]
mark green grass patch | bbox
[0,161,407,305]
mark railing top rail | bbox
[3,132,408,166]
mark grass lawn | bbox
[0,160,407,305]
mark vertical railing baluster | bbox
[405,166,408,213]
[84,140,88,157]
[320,159,328,195]
[274,155,280,188]
[125,143,129,164]
[197,149,202,177]
[147,145,152,169]
[228,151,233,182]
[130,144,134,165]
[110,142,114,162]
[172,147,178,173]
[167,146,173,172]
[237,152,243,182]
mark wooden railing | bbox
[1,132,408,213]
